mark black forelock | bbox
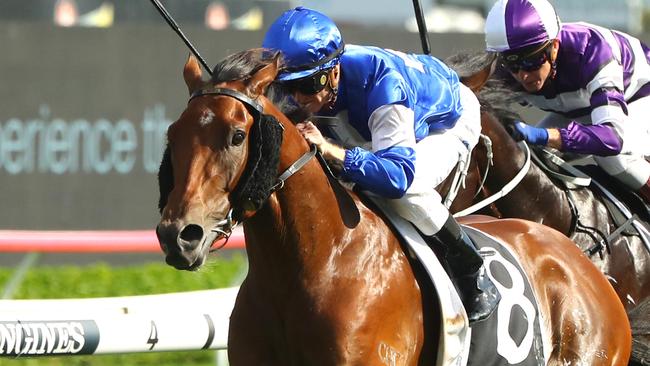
[445,50,497,79]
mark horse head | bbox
[156,50,298,270]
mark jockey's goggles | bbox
[281,69,331,95]
[501,41,552,73]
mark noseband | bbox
[189,85,317,249]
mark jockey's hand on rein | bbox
[296,122,346,162]
[296,122,326,148]
[509,121,549,145]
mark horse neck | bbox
[479,114,574,233]
[242,115,346,291]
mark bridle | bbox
[188,85,317,250]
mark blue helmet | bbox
[262,7,345,81]
[485,0,561,53]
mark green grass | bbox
[0,254,247,366]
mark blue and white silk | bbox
[324,45,464,199]
[319,45,481,233]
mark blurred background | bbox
[2,0,649,32]
[2,0,650,232]
[0,1,648,365]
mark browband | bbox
[190,87,264,117]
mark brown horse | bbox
[156,50,630,365]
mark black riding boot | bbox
[425,215,501,324]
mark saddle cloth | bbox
[363,193,548,366]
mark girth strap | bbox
[585,215,638,257]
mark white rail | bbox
[0,287,238,357]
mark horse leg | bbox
[535,243,631,365]
[544,284,629,366]
[228,284,278,366]
[629,298,650,365]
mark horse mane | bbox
[208,47,307,123]
[445,51,525,124]
[211,48,282,83]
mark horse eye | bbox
[232,130,246,146]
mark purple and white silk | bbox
[559,122,622,156]
[522,22,650,158]
[485,0,560,52]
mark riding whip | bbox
[148,0,214,76]
[411,0,431,55]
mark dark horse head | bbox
[154,49,630,365]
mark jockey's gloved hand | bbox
[510,121,549,145]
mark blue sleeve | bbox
[341,145,416,199]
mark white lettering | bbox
[68,322,85,353]
[0,324,19,355]
[0,321,87,356]
[2,119,27,174]
[0,104,171,175]
[45,118,70,174]
[482,248,536,364]
[142,104,171,173]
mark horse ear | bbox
[247,54,281,98]
[183,54,204,95]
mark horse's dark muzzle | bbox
[156,222,206,271]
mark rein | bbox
[454,141,531,217]
[189,85,317,249]
[271,145,317,191]
[529,148,591,188]
[443,134,494,208]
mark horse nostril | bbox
[178,224,204,251]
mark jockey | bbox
[485,0,650,205]
[263,6,500,323]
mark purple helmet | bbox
[485,0,561,53]
[262,7,344,81]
